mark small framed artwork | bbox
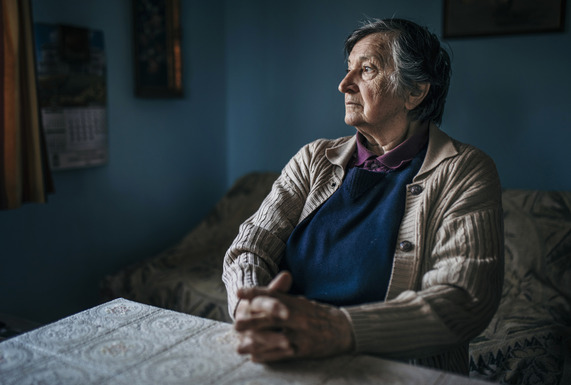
[133,0,183,97]
[443,0,567,38]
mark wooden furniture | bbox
[0,298,491,384]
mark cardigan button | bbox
[409,185,423,195]
[399,241,413,252]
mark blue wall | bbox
[1,0,570,323]
[226,0,571,190]
[0,0,227,323]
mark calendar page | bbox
[42,107,108,170]
[34,23,108,170]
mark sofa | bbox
[100,172,571,385]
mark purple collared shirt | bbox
[349,127,429,172]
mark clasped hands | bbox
[234,271,355,363]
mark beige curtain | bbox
[1,0,53,210]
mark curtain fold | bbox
[1,0,53,210]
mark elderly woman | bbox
[222,18,503,375]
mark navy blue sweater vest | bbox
[281,147,426,306]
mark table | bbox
[0,298,490,384]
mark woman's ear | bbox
[405,83,430,111]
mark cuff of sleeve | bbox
[223,255,275,320]
[339,307,357,353]
[342,292,450,356]
[342,306,388,353]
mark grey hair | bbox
[344,18,451,125]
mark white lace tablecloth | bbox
[0,298,489,384]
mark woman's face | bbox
[338,33,409,140]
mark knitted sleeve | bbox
[222,139,340,318]
[344,144,504,363]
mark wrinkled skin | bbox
[234,271,355,362]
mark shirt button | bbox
[399,241,413,252]
[409,185,423,195]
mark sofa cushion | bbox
[469,190,571,385]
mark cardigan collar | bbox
[325,123,458,180]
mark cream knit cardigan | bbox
[222,124,504,374]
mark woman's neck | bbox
[361,120,428,156]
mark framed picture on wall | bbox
[133,0,183,97]
[443,0,567,38]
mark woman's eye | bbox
[363,66,373,72]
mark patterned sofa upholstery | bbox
[100,172,279,323]
[100,172,571,385]
[469,190,571,385]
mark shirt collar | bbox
[352,125,429,172]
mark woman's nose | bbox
[338,70,356,94]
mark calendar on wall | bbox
[34,23,108,170]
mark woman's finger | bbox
[237,271,293,301]
[234,296,289,331]
[267,271,293,292]
[249,296,289,319]
[237,286,270,301]
[250,345,296,363]
[237,329,293,357]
